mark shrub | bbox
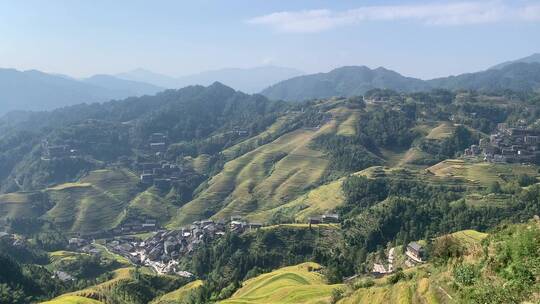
[387,270,406,285]
[453,263,477,286]
[429,236,464,263]
[353,278,375,289]
[330,288,345,304]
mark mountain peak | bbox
[261,65,428,101]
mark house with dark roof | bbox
[406,242,425,263]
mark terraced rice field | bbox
[464,193,513,207]
[79,169,139,202]
[425,123,455,139]
[222,114,299,160]
[172,122,334,225]
[450,229,487,246]
[0,192,44,223]
[48,268,133,303]
[340,267,453,304]
[220,262,344,304]
[48,183,92,191]
[41,295,104,304]
[127,188,173,223]
[0,192,36,203]
[49,250,91,263]
[189,154,211,174]
[396,147,433,167]
[45,169,139,233]
[334,109,360,136]
[428,159,538,186]
[150,280,203,304]
[248,178,346,222]
[260,223,339,230]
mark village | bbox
[65,213,341,277]
[36,130,428,282]
[464,122,540,163]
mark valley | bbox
[2,2,540,302]
[1,84,540,304]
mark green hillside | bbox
[248,177,346,223]
[216,222,538,304]
[220,262,344,304]
[427,159,538,186]
[150,280,203,304]
[0,191,48,225]
[45,169,139,233]
[172,127,330,225]
[2,85,540,304]
[339,220,539,304]
[171,100,362,225]
[46,267,191,304]
[41,295,104,304]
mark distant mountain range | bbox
[0,68,164,115]
[2,54,540,114]
[261,61,540,101]
[116,66,304,93]
[0,66,303,115]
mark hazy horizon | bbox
[1,0,540,79]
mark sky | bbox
[1,0,539,79]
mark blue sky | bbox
[1,0,539,79]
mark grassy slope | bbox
[48,250,92,264]
[427,159,538,187]
[339,230,488,304]
[220,262,344,304]
[150,280,203,304]
[170,101,371,226]
[45,169,139,233]
[222,114,299,160]
[171,122,335,226]
[425,122,455,140]
[126,187,176,223]
[0,192,45,224]
[248,178,346,222]
[41,295,104,304]
[47,268,133,304]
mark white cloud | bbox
[246,1,540,33]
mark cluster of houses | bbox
[137,132,205,190]
[41,140,79,160]
[67,237,103,256]
[148,132,169,154]
[138,161,184,188]
[371,242,425,277]
[464,123,540,163]
[371,247,395,277]
[229,215,263,232]
[102,216,264,275]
